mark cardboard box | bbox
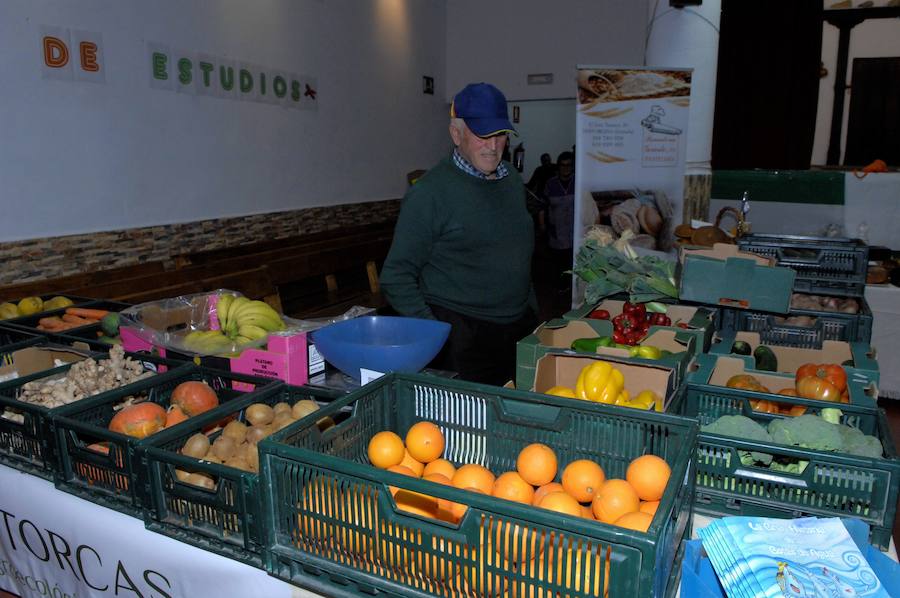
[120,300,308,392]
[709,330,878,387]
[688,354,878,408]
[531,353,679,412]
[0,346,89,385]
[561,298,717,349]
[678,243,796,314]
[516,319,700,392]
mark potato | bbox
[271,412,296,432]
[182,433,211,459]
[246,403,275,426]
[246,444,259,472]
[291,400,319,420]
[245,425,272,445]
[225,455,251,472]
[212,435,237,460]
[184,472,215,490]
[175,468,191,482]
[273,402,292,416]
[222,420,248,443]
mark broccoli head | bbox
[839,426,884,459]
[768,415,844,452]
[702,415,774,465]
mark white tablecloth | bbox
[0,465,312,598]
[866,284,900,400]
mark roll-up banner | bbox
[573,66,692,303]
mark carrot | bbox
[38,316,65,329]
[62,313,97,325]
[64,307,110,319]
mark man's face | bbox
[450,122,507,176]
[558,159,574,181]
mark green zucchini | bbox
[753,345,778,372]
[731,340,752,356]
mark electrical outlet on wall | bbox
[422,76,434,95]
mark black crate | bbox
[52,365,276,517]
[717,297,873,347]
[140,383,342,568]
[737,234,868,297]
[0,346,172,479]
[3,300,131,335]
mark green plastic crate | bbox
[678,245,796,314]
[687,353,879,414]
[0,341,101,478]
[737,234,868,298]
[51,364,275,517]
[709,330,879,387]
[717,299,873,346]
[140,383,341,568]
[516,318,703,392]
[670,389,900,551]
[0,327,42,347]
[259,373,699,598]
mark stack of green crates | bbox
[258,373,699,598]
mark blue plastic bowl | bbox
[311,316,451,380]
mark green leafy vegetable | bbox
[573,239,678,304]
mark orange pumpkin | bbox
[170,381,219,416]
[726,374,770,393]
[165,405,190,428]
[109,402,167,439]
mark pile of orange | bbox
[366,423,672,533]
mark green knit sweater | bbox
[380,156,535,324]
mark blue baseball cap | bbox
[450,82,517,137]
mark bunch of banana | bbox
[216,293,286,345]
[183,330,235,354]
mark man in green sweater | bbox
[380,82,537,385]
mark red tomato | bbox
[795,363,847,394]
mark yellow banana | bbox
[217,294,234,331]
[238,324,270,341]
[236,311,284,332]
[225,297,250,326]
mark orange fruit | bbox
[581,504,595,519]
[561,459,606,503]
[367,431,405,469]
[405,421,445,464]
[536,491,582,518]
[626,454,670,502]
[386,464,415,495]
[639,500,660,516]
[423,458,457,480]
[452,463,495,495]
[551,547,610,597]
[532,482,565,507]
[615,510,653,532]
[334,485,378,553]
[423,473,455,521]
[450,486,484,522]
[491,520,544,562]
[458,554,508,597]
[492,471,535,505]
[591,479,640,524]
[394,488,438,519]
[516,444,557,487]
[399,449,425,477]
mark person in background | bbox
[539,151,575,294]
[380,82,537,385]
[526,153,556,199]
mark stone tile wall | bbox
[0,199,400,286]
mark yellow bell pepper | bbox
[627,345,662,360]
[613,389,659,411]
[575,361,626,404]
[545,385,577,398]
